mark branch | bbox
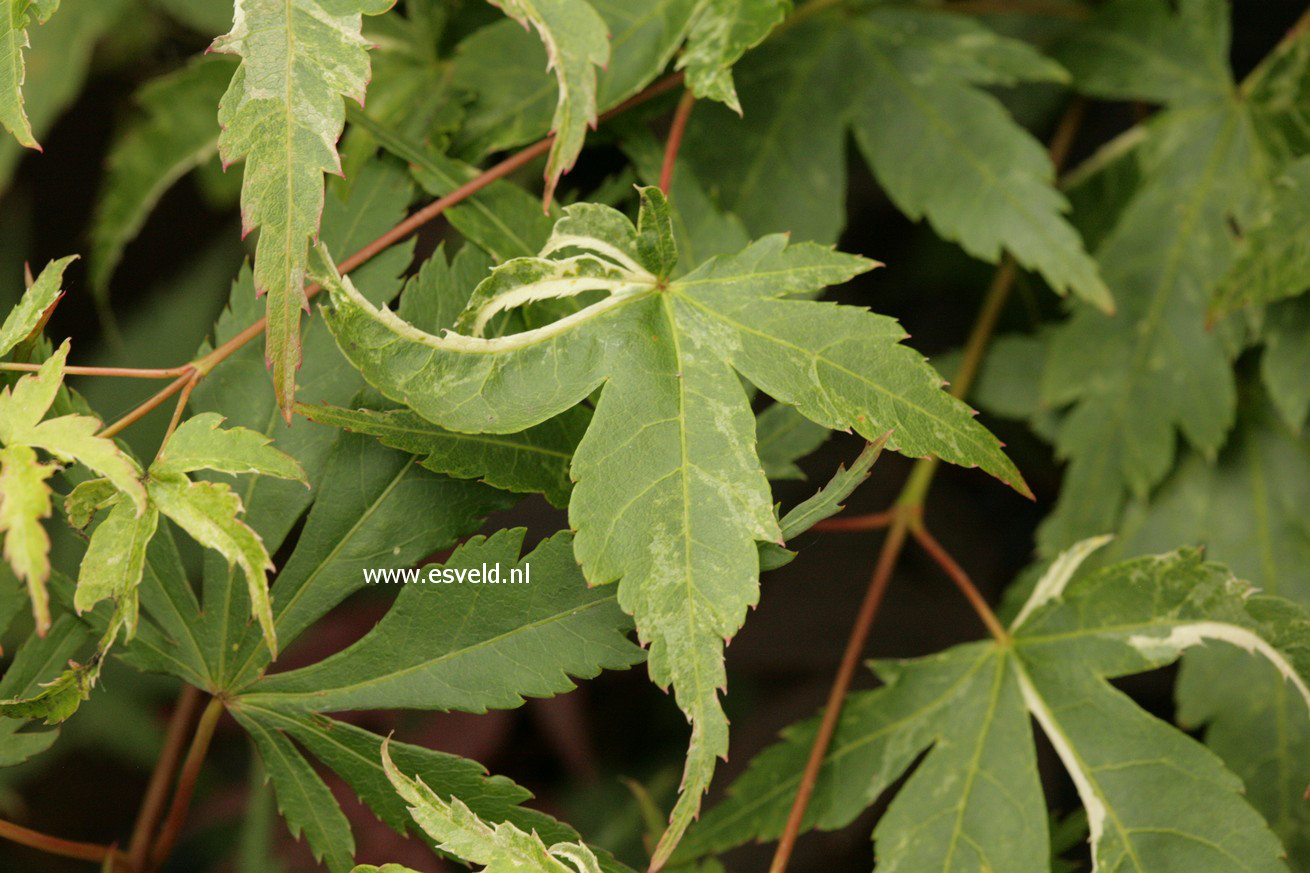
[0,362,193,378]
[659,91,696,194]
[911,525,1009,643]
[127,684,203,871]
[0,817,127,868]
[146,696,225,872]
[97,373,191,439]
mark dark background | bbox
[1,2,1305,871]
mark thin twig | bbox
[127,685,203,871]
[767,512,912,873]
[810,510,896,532]
[659,91,696,194]
[0,362,193,378]
[911,525,1009,643]
[147,697,225,872]
[0,817,126,867]
[158,376,199,453]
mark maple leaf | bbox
[679,0,790,114]
[313,187,1024,863]
[678,546,1310,873]
[484,0,609,205]
[210,0,395,417]
[0,342,146,634]
[0,255,75,356]
[375,737,604,873]
[0,0,60,150]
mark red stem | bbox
[147,697,224,872]
[659,91,696,194]
[911,525,1009,643]
[0,818,126,868]
[810,510,895,532]
[767,512,912,873]
[127,685,203,871]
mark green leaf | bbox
[118,521,211,688]
[297,402,585,507]
[218,432,513,690]
[63,477,116,530]
[377,736,604,873]
[0,612,86,756]
[0,343,148,513]
[845,9,1109,311]
[0,0,61,149]
[449,0,693,162]
[678,0,789,113]
[485,0,609,204]
[148,473,278,659]
[211,0,395,415]
[1055,0,1231,105]
[315,192,1023,862]
[153,412,307,483]
[682,548,1310,872]
[0,656,94,724]
[395,243,493,335]
[72,500,158,636]
[1261,298,1310,433]
[753,402,830,481]
[0,0,127,191]
[778,437,886,542]
[681,7,1109,311]
[229,705,614,858]
[0,255,74,356]
[1107,395,1310,863]
[1038,7,1274,550]
[187,158,418,686]
[233,706,356,873]
[1211,156,1310,315]
[348,107,556,263]
[0,444,54,632]
[89,55,236,294]
[680,17,848,243]
[239,528,642,711]
[625,132,750,268]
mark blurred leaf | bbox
[1261,298,1310,433]
[1211,157,1310,315]
[89,55,236,295]
[0,0,129,192]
